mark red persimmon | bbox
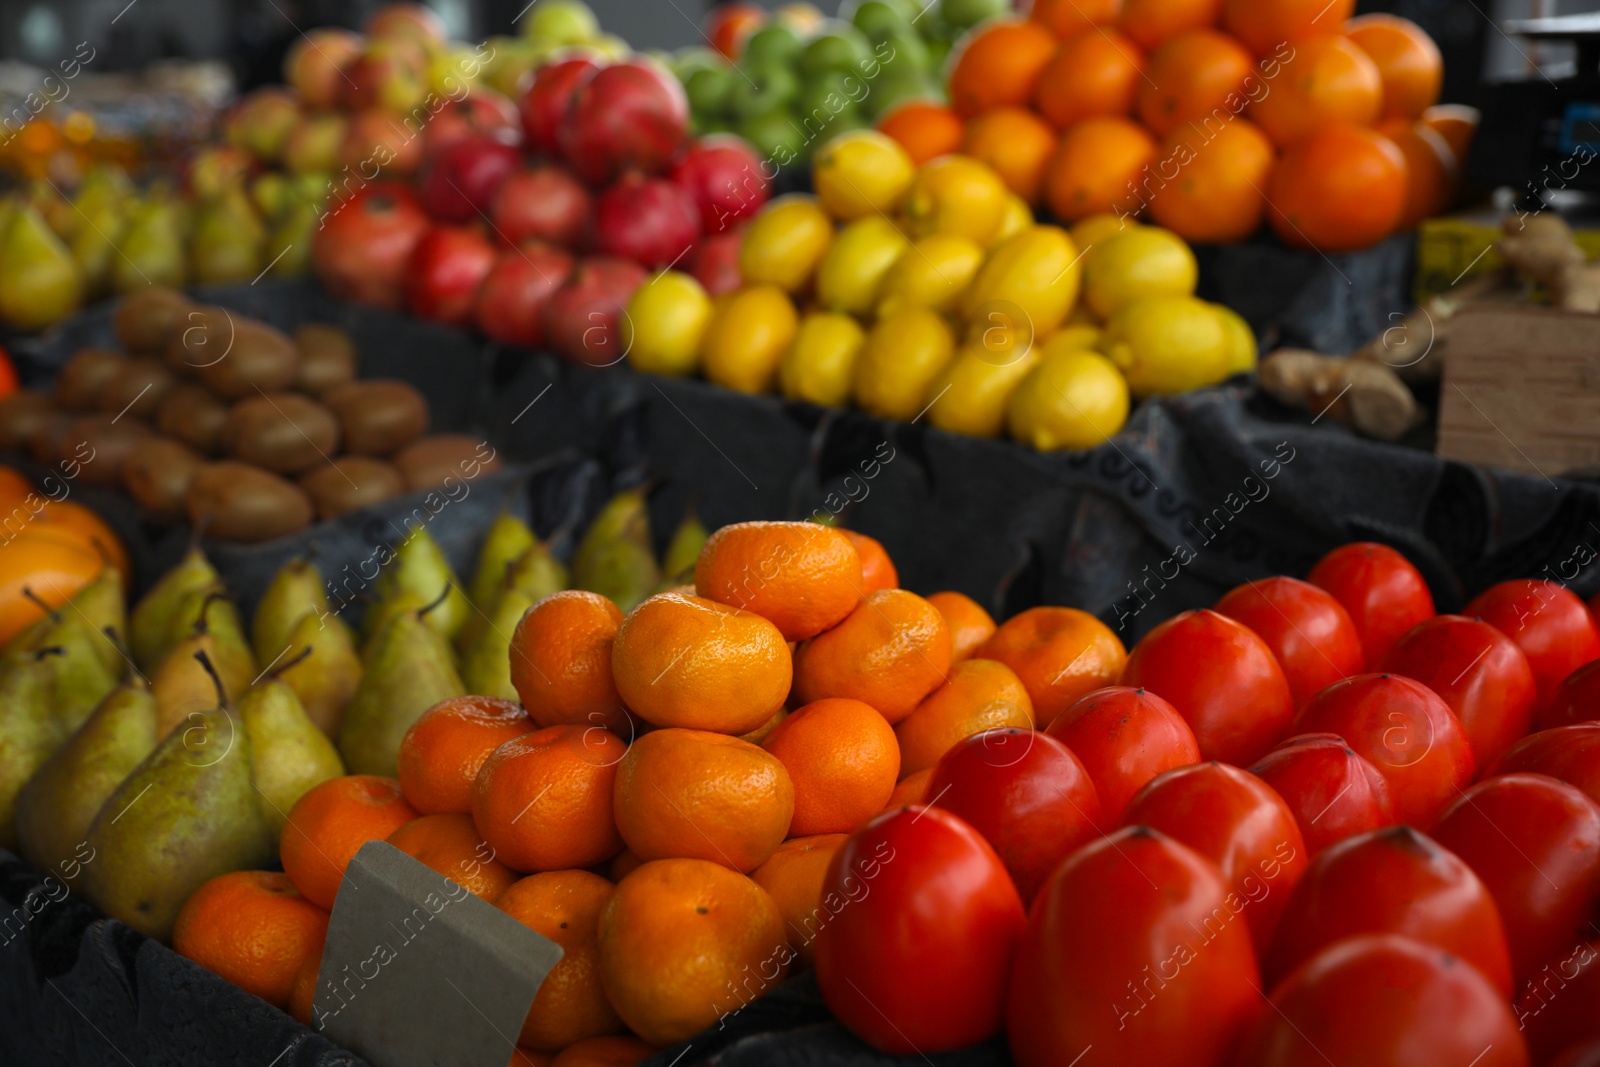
[1045,685,1202,822]
[1490,723,1600,808]
[1541,659,1600,731]
[1306,541,1435,668]
[1215,576,1364,708]
[1465,579,1600,711]
[1250,732,1396,855]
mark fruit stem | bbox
[192,647,227,708]
[270,645,313,678]
[20,587,61,623]
[420,583,453,618]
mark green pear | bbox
[152,594,259,735]
[370,528,469,642]
[42,614,122,736]
[131,549,220,671]
[458,511,539,654]
[32,180,75,240]
[8,570,127,674]
[70,204,129,298]
[461,587,536,702]
[240,672,343,842]
[340,597,466,777]
[660,505,710,585]
[274,611,362,736]
[459,536,569,654]
[71,164,134,227]
[361,589,428,653]
[82,652,274,941]
[573,487,659,612]
[0,204,84,331]
[112,200,187,293]
[264,197,319,278]
[188,185,264,285]
[0,648,71,852]
[252,558,330,666]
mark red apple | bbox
[590,174,700,269]
[475,241,575,347]
[342,38,428,114]
[687,226,743,295]
[559,59,689,185]
[520,56,602,156]
[490,165,592,250]
[541,257,649,367]
[341,108,425,177]
[223,88,301,165]
[283,28,362,110]
[670,135,770,233]
[366,2,447,47]
[313,182,431,310]
[419,135,521,223]
[422,91,522,161]
[404,225,497,325]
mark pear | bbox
[573,489,659,613]
[41,613,122,736]
[71,164,135,226]
[361,589,428,652]
[461,587,536,702]
[16,667,157,877]
[131,548,219,671]
[339,593,466,777]
[188,185,264,286]
[369,527,469,642]
[264,197,318,278]
[152,593,259,735]
[112,200,187,293]
[70,205,128,298]
[252,557,330,666]
[660,505,710,585]
[0,648,72,851]
[0,204,84,331]
[274,611,362,736]
[8,569,127,674]
[82,651,274,941]
[467,510,537,618]
[240,669,343,842]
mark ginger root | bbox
[1498,214,1600,313]
[1258,349,1420,440]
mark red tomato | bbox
[814,805,1025,1055]
[1518,941,1600,1064]
[926,728,1103,905]
[1466,580,1600,711]
[1541,659,1600,730]
[1249,732,1396,855]
[1007,827,1263,1067]
[1120,762,1307,949]
[1489,724,1600,807]
[707,2,766,58]
[1120,609,1294,765]
[1380,614,1538,769]
[1237,935,1530,1067]
[1045,685,1201,822]
[1262,825,1514,995]
[1430,773,1600,988]
[1214,576,1364,708]
[1307,541,1435,667]
[1292,673,1475,826]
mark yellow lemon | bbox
[815,217,910,317]
[1007,346,1130,451]
[780,312,865,407]
[739,195,834,293]
[622,271,713,377]
[1213,303,1257,376]
[1082,226,1198,321]
[1065,303,1100,328]
[962,225,1083,339]
[853,307,956,421]
[812,130,915,221]
[875,234,986,318]
[1052,323,1102,352]
[925,344,1044,438]
[902,156,1009,244]
[1070,212,1138,256]
[700,285,800,394]
[1101,295,1230,398]
[995,194,1032,243]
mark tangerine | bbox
[472,725,627,872]
[281,775,420,909]
[1137,30,1256,138]
[547,1036,657,1067]
[973,606,1127,726]
[895,659,1036,776]
[948,20,1059,118]
[1223,0,1352,57]
[1030,0,1121,37]
[397,695,533,814]
[840,530,897,592]
[793,589,952,724]
[1146,117,1275,242]
[694,521,863,641]
[1377,117,1457,230]
[497,870,625,1050]
[1044,117,1155,221]
[762,698,900,835]
[1034,29,1145,128]
[509,591,631,734]
[386,813,518,900]
[1120,0,1223,50]
[1248,34,1382,146]
[926,591,997,662]
[1346,13,1442,119]
[172,870,329,1008]
[962,107,1060,207]
[750,832,847,966]
[1420,103,1478,166]
[877,102,966,167]
[1265,121,1407,251]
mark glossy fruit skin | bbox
[541,257,649,368]
[559,61,690,186]
[1490,723,1600,810]
[1542,659,1600,730]
[1430,773,1600,988]
[926,728,1103,905]
[1249,732,1395,855]
[589,175,701,270]
[1046,685,1202,822]
[312,182,430,310]
[1307,541,1435,667]
[419,135,520,223]
[402,225,496,325]
[475,242,575,348]
[1007,827,1263,1067]
[1236,934,1530,1067]
[1292,673,1474,827]
[1263,825,1514,995]
[420,93,520,162]
[671,135,770,233]
[490,166,592,251]
[815,806,1025,1055]
[1466,580,1600,712]
[521,57,602,154]
[1121,761,1307,949]
[1121,609,1295,766]
[1214,576,1364,709]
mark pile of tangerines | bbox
[173,522,1600,1067]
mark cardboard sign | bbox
[310,841,562,1067]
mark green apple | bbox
[743,23,805,68]
[799,22,875,78]
[938,0,1011,30]
[522,0,600,44]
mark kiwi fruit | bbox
[114,287,193,355]
[164,304,228,376]
[195,317,301,399]
[156,384,231,455]
[393,434,502,491]
[222,393,340,474]
[300,456,406,520]
[56,349,129,411]
[186,461,314,542]
[28,411,73,466]
[122,437,204,518]
[322,379,429,456]
[0,391,58,451]
[95,357,174,421]
[294,324,359,395]
[60,415,150,487]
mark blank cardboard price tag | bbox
[310,841,562,1067]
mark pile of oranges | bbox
[876,0,1478,253]
[171,520,1128,1064]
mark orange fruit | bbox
[510,591,631,735]
[962,107,1060,206]
[762,698,900,835]
[1376,117,1456,231]
[289,950,321,1025]
[840,530,897,593]
[878,102,966,167]
[1137,30,1255,137]
[281,775,420,909]
[1266,121,1407,251]
[1120,0,1222,50]
[894,659,1036,775]
[1248,35,1381,146]
[1044,117,1155,221]
[1346,13,1441,119]
[387,813,518,901]
[472,725,626,872]
[948,19,1060,118]
[548,1036,657,1067]
[927,591,997,662]
[0,532,104,647]
[1420,103,1478,166]
[510,1048,555,1067]
[598,857,789,1046]
[1223,0,1351,56]
[32,500,130,587]
[611,592,791,734]
[887,766,933,804]
[1031,0,1121,37]
[694,520,863,641]
[609,848,646,881]
[613,728,794,871]
[973,606,1126,726]
[398,695,533,814]
[1034,29,1145,128]
[794,589,953,724]
[172,870,329,1008]
[497,870,625,1050]
[750,833,847,966]
[1146,117,1276,242]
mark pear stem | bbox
[195,590,230,636]
[33,645,65,662]
[21,587,61,624]
[270,645,313,678]
[192,647,227,708]
[420,583,453,618]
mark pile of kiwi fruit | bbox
[0,287,500,543]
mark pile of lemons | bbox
[621,130,1255,452]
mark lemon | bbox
[925,344,1044,438]
[995,194,1032,243]
[622,271,713,377]
[902,156,1009,244]
[812,130,915,221]
[780,312,865,407]
[853,307,955,421]
[1069,212,1138,256]
[1101,295,1230,398]
[700,285,800,394]
[1007,345,1130,451]
[1213,303,1257,376]
[1082,226,1198,321]
[1065,303,1100,328]
[739,195,834,293]
[962,225,1083,339]
[1052,323,1102,352]
[875,233,986,317]
[815,217,910,317]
